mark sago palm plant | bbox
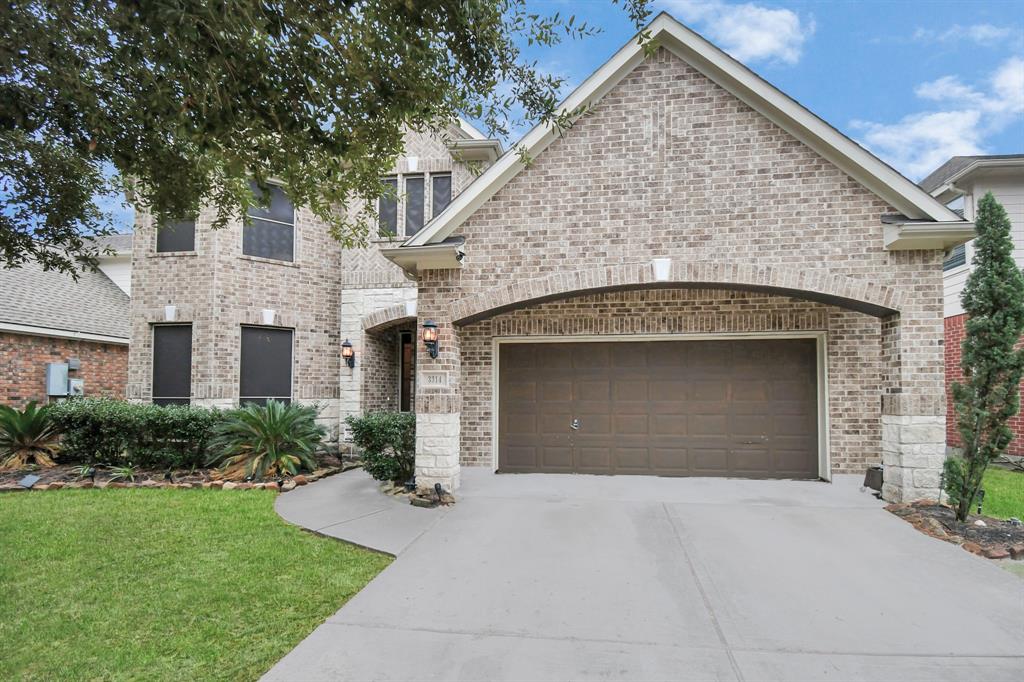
[0,401,60,470]
[208,400,324,481]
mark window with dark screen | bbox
[379,177,398,236]
[432,174,452,218]
[244,182,294,261]
[156,219,196,253]
[239,326,293,405]
[152,324,192,405]
[400,331,415,412]
[404,176,424,236]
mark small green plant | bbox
[208,401,324,481]
[71,464,95,480]
[107,464,137,483]
[0,401,60,470]
[345,412,416,483]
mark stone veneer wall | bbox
[414,47,946,501]
[459,288,881,474]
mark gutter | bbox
[380,238,466,276]
[0,321,130,345]
[882,219,976,251]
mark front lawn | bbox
[0,489,390,680]
[981,467,1024,520]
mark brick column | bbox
[414,270,462,493]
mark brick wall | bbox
[945,312,1024,454]
[0,332,127,406]
[459,288,881,474]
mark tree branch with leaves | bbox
[1,0,651,275]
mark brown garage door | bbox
[498,339,819,479]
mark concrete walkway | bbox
[267,469,1024,681]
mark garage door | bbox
[498,339,819,479]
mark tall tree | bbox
[947,192,1024,521]
[0,0,651,275]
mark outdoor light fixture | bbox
[422,320,439,358]
[341,339,356,368]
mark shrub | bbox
[208,400,324,481]
[48,398,226,468]
[345,412,415,483]
[0,402,60,470]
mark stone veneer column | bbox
[880,311,946,502]
[414,270,461,493]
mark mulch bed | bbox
[887,500,1024,560]
[0,453,360,493]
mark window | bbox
[432,174,452,218]
[399,331,415,412]
[239,326,293,405]
[244,181,294,261]
[944,243,966,271]
[404,176,424,236]
[379,177,398,236]
[152,325,192,405]
[157,219,196,253]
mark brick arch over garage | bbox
[448,261,903,325]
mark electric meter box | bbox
[45,363,69,396]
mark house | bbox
[126,13,973,502]
[0,234,132,405]
[920,155,1024,453]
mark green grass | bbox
[981,467,1024,520]
[0,489,390,681]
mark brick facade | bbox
[1,332,127,406]
[459,288,881,473]
[945,313,1024,455]
[411,47,946,501]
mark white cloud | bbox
[852,56,1024,180]
[660,0,815,65]
[913,23,1021,47]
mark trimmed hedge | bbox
[345,411,415,483]
[48,398,226,469]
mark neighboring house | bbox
[920,155,1024,454]
[127,12,972,503]
[0,239,132,405]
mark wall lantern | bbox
[341,339,356,368]
[422,320,439,359]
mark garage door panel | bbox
[498,339,818,479]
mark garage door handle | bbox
[570,418,580,430]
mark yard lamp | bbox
[422,320,439,359]
[341,339,356,368]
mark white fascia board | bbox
[380,241,465,275]
[457,118,488,140]
[407,12,961,247]
[0,321,129,345]
[883,221,976,250]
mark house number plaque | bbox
[421,371,449,389]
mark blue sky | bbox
[505,0,1023,180]
[105,0,1022,231]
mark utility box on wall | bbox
[45,363,69,396]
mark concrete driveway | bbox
[265,469,1024,681]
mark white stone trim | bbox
[490,331,831,480]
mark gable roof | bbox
[0,259,130,342]
[88,232,134,256]
[404,12,963,248]
[920,154,1024,199]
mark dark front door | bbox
[498,338,819,479]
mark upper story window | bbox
[432,174,452,217]
[244,181,294,262]
[378,172,452,238]
[404,175,425,236]
[156,219,196,253]
[379,176,398,236]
